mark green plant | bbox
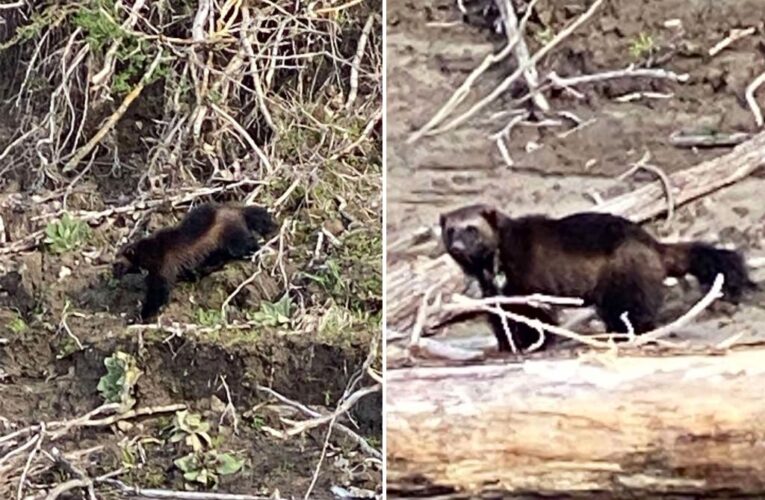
[247,295,292,327]
[168,410,213,452]
[248,415,265,431]
[7,315,27,334]
[174,450,244,488]
[303,258,345,296]
[195,308,223,327]
[97,351,142,411]
[56,335,81,360]
[44,213,91,254]
[73,9,121,51]
[535,26,554,45]
[629,32,655,59]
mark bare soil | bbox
[0,181,382,497]
[386,0,765,356]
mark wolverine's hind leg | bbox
[595,269,662,334]
[141,273,171,321]
[487,303,555,352]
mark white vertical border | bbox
[380,0,388,493]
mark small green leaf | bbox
[97,351,142,411]
[183,470,202,482]
[215,453,244,476]
[168,432,185,443]
[174,453,198,473]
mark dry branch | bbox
[387,348,765,496]
[61,50,165,174]
[745,69,765,128]
[386,130,765,333]
[0,1,24,9]
[495,0,549,112]
[411,0,606,139]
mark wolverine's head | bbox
[112,241,142,278]
[439,203,500,272]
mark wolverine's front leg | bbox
[141,273,171,322]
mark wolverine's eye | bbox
[465,226,478,238]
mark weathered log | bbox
[385,130,765,334]
[386,348,765,497]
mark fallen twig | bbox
[0,1,25,9]
[415,0,606,138]
[744,69,765,128]
[255,386,381,459]
[634,273,724,346]
[346,14,376,110]
[99,478,272,499]
[669,130,751,148]
[407,0,541,143]
[708,27,756,57]
[495,0,549,112]
[284,384,381,437]
[617,150,675,229]
[549,65,689,89]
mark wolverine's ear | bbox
[480,205,498,227]
[438,214,446,228]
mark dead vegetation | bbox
[0,0,382,497]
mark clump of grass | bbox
[44,213,91,254]
[195,308,223,327]
[317,303,379,347]
[630,32,656,59]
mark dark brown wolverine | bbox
[440,203,756,352]
[113,203,277,322]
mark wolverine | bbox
[440,203,756,352]
[113,203,277,322]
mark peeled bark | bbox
[385,130,765,334]
[386,348,765,497]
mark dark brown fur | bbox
[440,204,756,352]
[113,203,276,322]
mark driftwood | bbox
[386,130,765,334]
[386,348,765,497]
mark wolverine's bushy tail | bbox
[661,242,757,302]
[242,206,277,236]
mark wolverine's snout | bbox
[112,258,137,278]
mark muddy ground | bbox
[386,0,765,360]
[0,182,382,498]
[0,2,382,497]
[0,171,382,499]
